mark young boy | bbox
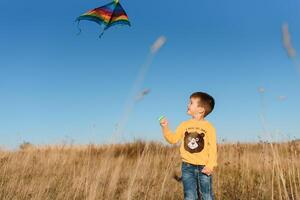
[159,92,217,200]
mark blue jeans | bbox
[181,161,215,200]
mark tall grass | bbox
[0,139,299,200]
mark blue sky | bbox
[0,0,299,149]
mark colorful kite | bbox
[76,0,130,38]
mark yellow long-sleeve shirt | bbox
[162,118,217,170]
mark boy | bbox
[159,92,217,200]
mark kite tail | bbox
[99,31,104,38]
[99,24,106,38]
[76,20,82,36]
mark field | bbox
[0,139,299,200]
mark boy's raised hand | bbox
[159,117,168,127]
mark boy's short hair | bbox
[190,92,215,117]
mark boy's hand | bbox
[159,118,168,127]
[201,166,213,176]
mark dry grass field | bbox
[0,139,299,200]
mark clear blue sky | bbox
[1,0,299,149]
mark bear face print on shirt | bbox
[183,127,206,153]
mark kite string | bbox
[291,58,300,75]
[110,53,154,143]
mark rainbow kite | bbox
[76,0,130,38]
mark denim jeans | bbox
[181,161,215,200]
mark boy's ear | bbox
[198,107,205,115]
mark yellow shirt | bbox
[162,118,217,169]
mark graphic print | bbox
[183,128,206,153]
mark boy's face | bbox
[187,97,205,117]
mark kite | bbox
[76,0,131,38]
[282,23,300,73]
[135,88,151,102]
[277,95,287,101]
